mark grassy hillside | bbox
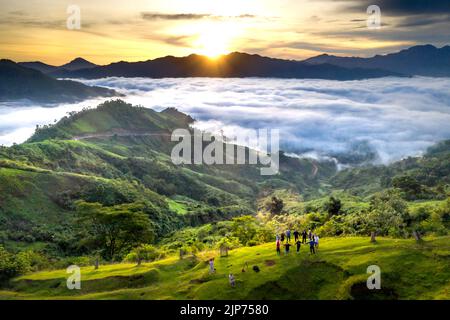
[1,236,448,300]
[0,99,448,299]
[0,100,339,255]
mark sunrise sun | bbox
[194,22,238,58]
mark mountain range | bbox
[40,52,401,80]
[19,57,98,76]
[3,44,450,103]
[303,44,450,77]
[16,44,450,80]
[0,59,118,103]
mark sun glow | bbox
[194,22,239,58]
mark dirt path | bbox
[311,160,319,177]
[73,132,173,141]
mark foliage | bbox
[324,196,342,217]
[124,244,165,263]
[75,201,155,261]
[269,196,284,215]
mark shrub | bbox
[124,244,164,263]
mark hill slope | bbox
[303,44,450,77]
[0,60,118,103]
[0,100,334,256]
[19,57,98,74]
[1,236,448,300]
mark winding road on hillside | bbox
[72,132,173,141]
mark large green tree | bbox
[366,190,408,241]
[76,201,155,261]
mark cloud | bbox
[141,12,211,21]
[140,12,256,21]
[2,77,450,165]
[331,0,450,15]
[395,15,450,28]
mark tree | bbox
[392,175,422,199]
[231,216,258,245]
[270,196,284,215]
[366,190,408,242]
[76,201,155,261]
[0,246,32,282]
[325,196,342,217]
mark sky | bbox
[0,0,449,64]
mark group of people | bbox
[276,229,319,255]
[208,229,320,288]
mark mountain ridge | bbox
[15,44,450,79]
[24,51,404,80]
[0,59,119,103]
[303,44,450,76]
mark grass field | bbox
[1,236,449,300]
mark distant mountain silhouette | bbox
[0,59,119,103]
[49,52,402,80]
[303,44,450,77]
[58,57,98,71]
[18,61,58,74]
[19,57,98,75]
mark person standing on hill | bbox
[286,229,291,242]
[229,273,236,287]
[308,229,312,240]
[280,233,285,243]
[314,234,320,250]
[309,238,316,255]
[302,230,307,243]
[293,230,299,242]
[276,238,281,256]
[296,240,301,254]
[284,242,291,255]
[209,258,215,273]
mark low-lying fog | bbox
[2,76,450,165]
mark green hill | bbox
[0,100,335,256]
[1,236,448,300]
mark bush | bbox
[0,246,32,281]
[124,244,165,263]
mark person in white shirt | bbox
[314,235,320,250]
[229,273,236,287]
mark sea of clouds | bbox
[1,76,450,165]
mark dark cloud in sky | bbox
[141,12,211,20]
[337,0,450,15]
[140,12,256,21]
[395,14,450,28]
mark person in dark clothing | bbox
[293,230,299,242]
[302,230,307,243]
[284,242,291,255]
[296,240,301,253]
[276,239,281,256]
[286,229,291,242]
[280,233,285,242]
[309,238,315,254]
